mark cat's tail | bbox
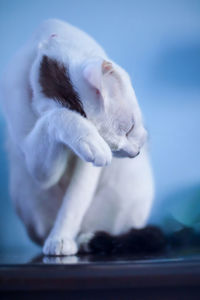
[78,225,167,255]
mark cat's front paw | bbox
[75,134,112,167]
[43,236,78,256]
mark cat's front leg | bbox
[43,159,101,256]
[22,107,112,187]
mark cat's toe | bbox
[89,137,112,166]
[77,136,112,167]
[93,142,112,167]
[43,237,78,256]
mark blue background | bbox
[0,0,200,254]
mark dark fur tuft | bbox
[89,226,166,255]
[39,55,86,117]
[88,231,115,254]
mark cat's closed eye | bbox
[126,123,134,137]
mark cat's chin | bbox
[112,150,140,159]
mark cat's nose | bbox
[122,142,139,158]
[127,150,140,158]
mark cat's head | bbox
[76,58,147,158]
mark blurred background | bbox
[0,0,199,254]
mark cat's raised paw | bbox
[76,134,112,167]
[43,236,78,256]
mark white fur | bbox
[0,19,154,255]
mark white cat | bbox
[0,19,154,255]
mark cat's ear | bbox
[83,59,119,97]
[83,59,103,92]
[38,33,59,51]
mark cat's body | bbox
[1,19,154,255]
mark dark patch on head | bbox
[39,55,86,117]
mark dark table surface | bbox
[1,248,200,299]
